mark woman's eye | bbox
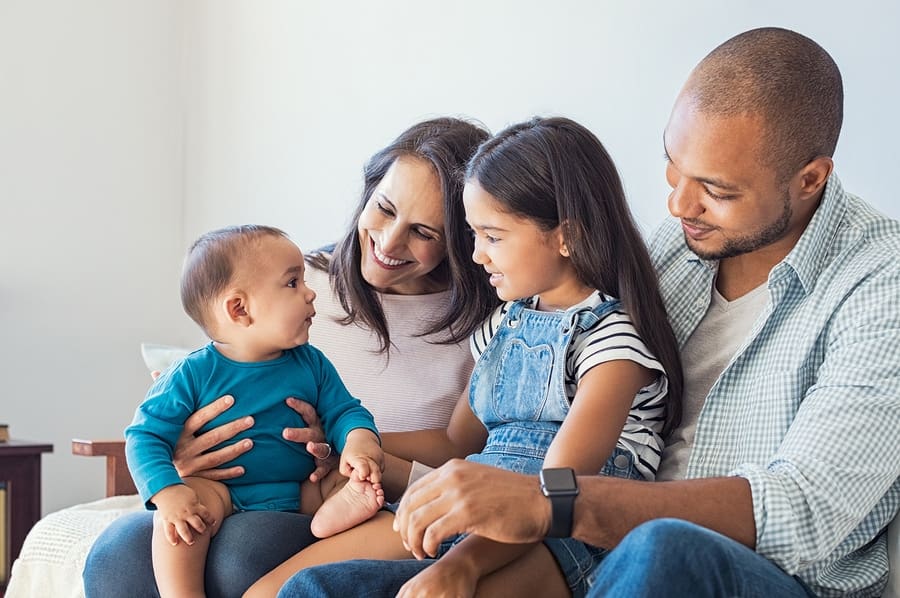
[486,235,499,244]
[376,201,394,217]
[413,228,435,241]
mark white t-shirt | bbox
[470,292,669,479]
[306,265,472,433]
[656,282,769,481]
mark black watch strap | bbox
[540,468,579,538]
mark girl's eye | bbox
[485,234,499,244]
[287,278,298,288]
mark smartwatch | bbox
[539,467,579,538]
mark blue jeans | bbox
[277,519,815,597]
[83,510,318,598]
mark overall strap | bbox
[568,298,622,332]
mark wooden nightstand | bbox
[0,439,53,593]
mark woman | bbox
[82,117,499,598]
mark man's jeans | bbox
[278,519,813,597]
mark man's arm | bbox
[393,459,755,559]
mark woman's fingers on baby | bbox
[184,395,237,434]
[305,441,331,460]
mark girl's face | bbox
[357,156,448,295]
[463,180,591,311]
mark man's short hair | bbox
[686,27,843,182]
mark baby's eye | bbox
[287,278,298,288]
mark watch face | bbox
[541,468,577,492]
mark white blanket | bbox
[5,494,143,598]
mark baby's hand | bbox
[340,429,384,484]
[151,484,215,546]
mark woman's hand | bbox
[283,397,339,483]
[173,395,254,480]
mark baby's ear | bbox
[222,292,251,327]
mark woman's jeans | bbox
[83,510,317,598]
[277,518,814,597]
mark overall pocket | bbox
[491,339,555,422]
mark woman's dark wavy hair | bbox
[466,117,683,436]
[308,117,498,353]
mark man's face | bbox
[663,99,801,261]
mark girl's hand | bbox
[396,560,477,598]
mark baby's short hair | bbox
[181,224,288,335]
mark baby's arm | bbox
[339,428,384,483]
[151,483,215,546]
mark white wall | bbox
[0,1,190,513]
[181,0,900,245]
[2,0,898,515]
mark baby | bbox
[125,225,384,597]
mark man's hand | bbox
[393,459,550,559]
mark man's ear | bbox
[795,156,834,201]
[222,292,251,327]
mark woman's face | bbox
[357,156,448,295]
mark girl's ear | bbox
[222,292,251,327]
[556,223,570,257]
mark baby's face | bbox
[241,235,317,352]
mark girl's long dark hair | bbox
[467,117,683,436]
[308,117,498,353]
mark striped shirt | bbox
[470,292,669,479]
[650,174,900,597]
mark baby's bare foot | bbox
[310,478,385,538]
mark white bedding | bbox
[6,494,143,598]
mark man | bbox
[281,27,900,597]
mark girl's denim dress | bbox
[440,298,645,597]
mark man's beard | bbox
[687,193,792,260]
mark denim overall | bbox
[442,298,645,597]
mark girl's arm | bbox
[400,360,654,593]
[381,381,488,468]
[542,359,655,474]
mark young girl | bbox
[244,117,683,598]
